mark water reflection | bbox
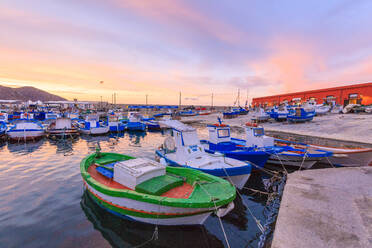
[48,138,80,155]
[7,139,45,155]
[81,191,224,248]
[127,131,147,147]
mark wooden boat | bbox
[310,144,372,167]
[155,120,252,189]
[276,139,372,167]
[47,117,79,138]
[231,123,332,169]
[80,151,236,225]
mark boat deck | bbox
[88,165,194,199]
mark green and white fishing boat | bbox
[80,151,236,226]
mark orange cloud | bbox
[247,38,327,96]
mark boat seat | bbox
[135,175,184,196]
[100,162,116,171]
[95,156,125,166]
[96,166,114,179]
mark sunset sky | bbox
[1,0,372,105]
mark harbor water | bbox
[0,126,278,248]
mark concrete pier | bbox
[272,167,372,248]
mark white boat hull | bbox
[8,130,44,140]
[224,174,250,189]
[81,126,110,135]
[84,181,221,225]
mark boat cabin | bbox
[207,124,231,144]
[54,118,72,129]
[128,112,142,122]
[84,114,100,128]
[245,123,274,148]
[164,120,206,164]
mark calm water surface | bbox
[0,127,272,248]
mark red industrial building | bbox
[252,82,372,107]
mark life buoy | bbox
[246,122,258,127]
[213,123,227,127]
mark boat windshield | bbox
[218,129,230,138]
[182,131,199,146]
[253,128,264,137]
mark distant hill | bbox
[0,85,66,101]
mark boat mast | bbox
[237,89,240,106]
[179,91,181,108]
[211,93,214,108]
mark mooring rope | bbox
[197,182,231,248]
[218,162,265,234]
[132,200,161,248]
[298,149,309,171]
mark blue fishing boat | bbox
[199,120,271,169]
[0,121,7,139]
[155,120,252,189]
[287,107,315,123]
[107,114,125,132]
[268,106,288,121]
[222,107,245,119]
[79,114,109,135]
[143,118,161,131]
[126,112,146,131]
[179,110,198,117]
[231,123,332,169]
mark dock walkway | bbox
[272,167,372,248]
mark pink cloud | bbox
[108,0,245,45]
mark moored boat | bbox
[0,121,6,139]
[80,151,236,225]
[126,112,146,131]
[231,123,332,169]
[275,139,372,167]
[310,145,372,167]
[47,117,79,138]
[80,114,109,135]
[155,120,252,189]
[107,114,125,132]
[200,121,271,169]
[7,119,45,141]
